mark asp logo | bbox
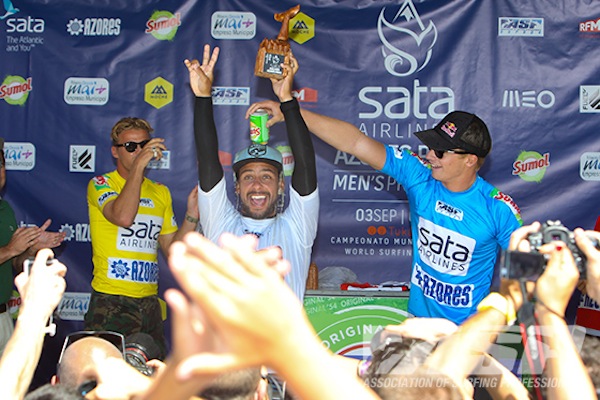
[512,151,550,183]
[498,17,544,37]
[145,11,181,41]
[211,87,249,105]
[0,75,32,105]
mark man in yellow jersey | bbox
[85,117,199,359]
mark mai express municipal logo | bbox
[377,0,437,77]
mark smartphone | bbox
[23,257,55,275]
[500,250,546,281]
[22,257,57,336]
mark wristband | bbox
[477,292,516,326]
[185,214,199,224]
[535,299,565,319]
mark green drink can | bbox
[250,110,269,144]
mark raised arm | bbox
[246,98,386,172]
[185,45,223,192]
[269,53,316,196]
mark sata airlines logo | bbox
[64,78,109,105]
[117,214,162,254]
[417,217,474,276]
[57,292,90,321]
[211,11,255,40]
[4,142,35,170]
[435,201,463,221]
[580,152,600,181]
[69,145,95,172]
[498,17,544,37]
[512,151,550,183]
[211,87,249,105]
[0,76,32,105]
[144,77,173,109]
[59,222,91,242]
[502,89,555,109]
[377,0,437,77]
[145,11,181,41]
[580,18,600,33]
[580,85,600,113]
[66,18,121,36]
[293,87,318,103]
[5,8,45,53]
[289,12,314,44]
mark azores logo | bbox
[0,75,32,105]
[145,11,181,41]
[377,0,437,77]
[512,151,550,183]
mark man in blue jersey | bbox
[246,105,522,324]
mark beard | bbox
[238,196,278,220]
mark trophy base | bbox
[254,39,290,80]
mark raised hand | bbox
[184,44,220,97]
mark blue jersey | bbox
[381,146,522,324]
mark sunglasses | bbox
[430,148,471,159]
[114,139,150,153]
[364,330,436,377]
[58,330,125,366]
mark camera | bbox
[501,220,599,280]
[124,332,160,376]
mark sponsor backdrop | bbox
[1,0,600,382]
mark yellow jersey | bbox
[87,170,178,298]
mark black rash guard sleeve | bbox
[194,96,224,192]
[281,98,317,196]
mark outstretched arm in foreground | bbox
[0,249,66,400]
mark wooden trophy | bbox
[254,5,300,80]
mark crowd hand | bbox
[90,356,153,400]
[245,100,284,128]
[168,232,305,378]
[255,245,290,279]
[383,317,457,344]
[269,52,299,102]
[184,44,220,97]
[575,228,600,302]
[534,241,579,317]
[185,186,199,221]
[30,219,66,250]
[6,225,41,255]
[14,248,66,320]
[508,221,541,252]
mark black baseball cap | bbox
[414,111,491,157]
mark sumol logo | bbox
[358,1,453,121]
[145,11,181,41]
[0,75,32,105]
[512,151,550,183]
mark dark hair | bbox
[25,384,84,400]
[199,368,261,400]
[461,119,491,167]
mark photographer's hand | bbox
[535,242,578,318]
[575,228,600,302]
[508,221,541,251]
